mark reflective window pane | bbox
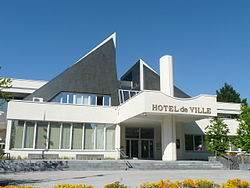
[141,128,154,139]
[96,124,104,149]
[72,123,83,149]
[103,96,110,106]
[119,90,123,103]
[11,120,24,148]
[84,123,95,149]
[130,91,136,98]
[194,135,203,151]
[90,95,96,105]
[83,95,89,105]
[61,123,71,149]
[52,93,62,103]
[123,91,129,102]
[49,122,60,149]
[126,128,139,138]
[35,122,48,149]
[106,125,115,150]
[61,93,67,103]
[24,121,35,148]
[68,93,73,104]
[76,94,82,104]
[185,135,193,151]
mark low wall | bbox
[209,156,250,170]
[0,159,69,173]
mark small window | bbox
[97,96,103,106]
[90,95,97,105]
[123,91,130,102]
[103,96,110,106]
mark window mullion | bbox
[59,123,62,149]
[46,122,50,150]
[193,135,195,151]
[69,123,73,150]
[82,124,85,150]
[104,126,106,150]
[33,122,37,149]
[22,121,26,149]
[94,125,96,150]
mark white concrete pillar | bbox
[161,116,177,161]
[115,124,121,159]
[5,120,12,152]
[160,55,174,96]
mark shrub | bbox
[222,179,249,188]
[104,181,127,188]
[53,184,93,188]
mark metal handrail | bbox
[215,150,234,170]
[116,148,133,170]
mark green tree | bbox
[216,83,247,106]
[205,117,230,155]
[0,77,12,107]
[234,104,250,153]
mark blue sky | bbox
[0,1,249,101]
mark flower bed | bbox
[0,179,249,188]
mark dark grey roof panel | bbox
[25,38,120,106]
[120,59,190,98]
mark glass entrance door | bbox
[126,140,139,158]
[125,127,154,159]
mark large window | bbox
[49,122,60,149]
[84,124,95,150]
[51,92,111,106]
[185,135,204,151]
[106,125,116,150]
[10,120,116,151]
[35,121,48,149]
[10,120,24,148]
[24,121,35,148]
[61,123,71,149]
[72,123,83,149]
[96,124,105,149]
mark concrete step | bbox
[65,160,225,171]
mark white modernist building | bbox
[1,34,241,161]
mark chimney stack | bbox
[160,55,174,96]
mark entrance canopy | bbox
[118,91,217,123]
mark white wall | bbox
[7,101,118,124]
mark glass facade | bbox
[10,120,116,151]
[51,92,111,106]
[118,89,140,104]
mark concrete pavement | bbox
[0,170,250,188]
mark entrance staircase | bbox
[66,160,224,171]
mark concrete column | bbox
[160,55,174,96]
[161,116,177,161]
[5,120,12,152]
[115,124,121,159]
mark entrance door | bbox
[125,128,154,159]
[126,140,139,158]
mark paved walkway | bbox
[1,170,250,188]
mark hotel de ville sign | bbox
[151,104,212,115]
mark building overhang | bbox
[118,91,217,123]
